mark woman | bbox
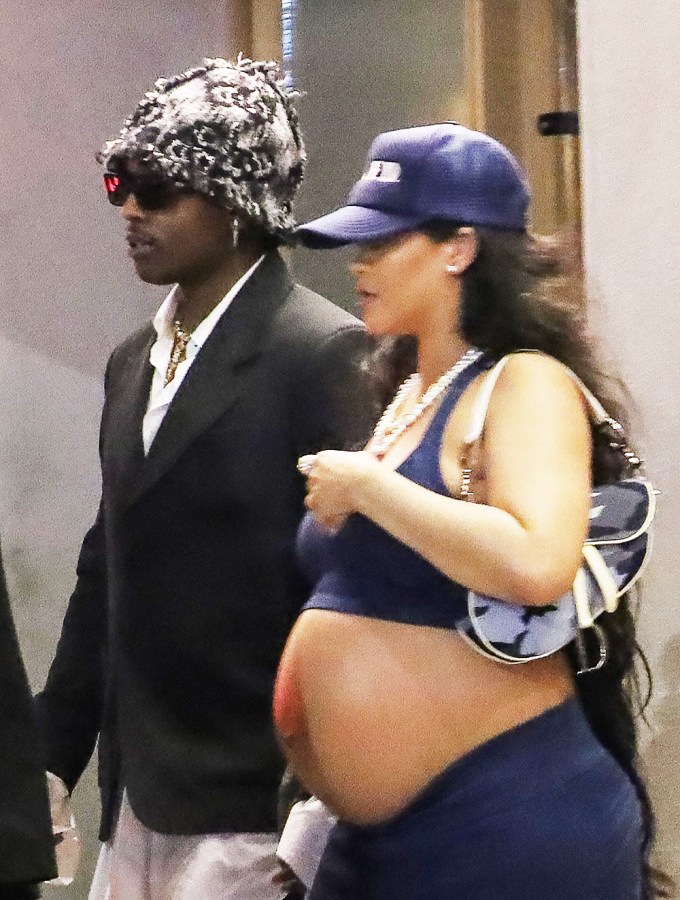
[274,123,664,898]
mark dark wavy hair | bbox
[374,222,671,898]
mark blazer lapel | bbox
[127,251,292,506]
[103,327,155,502]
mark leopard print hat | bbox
[98,56,306,238]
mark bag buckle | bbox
[599,417,643,471]
[575,623,608,674]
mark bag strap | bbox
[459,351,642,501]
[464,350,613,444]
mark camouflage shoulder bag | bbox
[455,353,656,672]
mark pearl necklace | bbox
[369,347,483,459]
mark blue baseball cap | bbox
[296,123,529,247]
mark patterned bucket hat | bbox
[98,56,306,238]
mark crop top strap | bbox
[419,353,496,453]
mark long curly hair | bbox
[374,222,672,898]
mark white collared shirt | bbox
[142,255,264,454]
[89,791,280,900]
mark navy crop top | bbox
[297,354,494,629]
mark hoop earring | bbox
[232,217,240,249]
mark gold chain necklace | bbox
[164,319,192,386]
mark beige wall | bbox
[578,0,680,881]
[0,3,231,895]
[468,0,578,234]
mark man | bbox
[35,57,374,899]
[0,544,56,899]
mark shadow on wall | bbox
[644,635,680,885]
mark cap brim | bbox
[295,205,424,248]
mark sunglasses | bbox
[103,172,185,210]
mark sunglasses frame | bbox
[103,171,186,211]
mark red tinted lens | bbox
[103,173,127,206]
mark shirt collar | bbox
[152,255,266,346]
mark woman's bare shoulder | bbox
[489,351,587,417]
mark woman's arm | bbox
[304,354,592,607]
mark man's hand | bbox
[273,859,306,899]
[46,773,81,886]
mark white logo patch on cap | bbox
[362,161,402,182]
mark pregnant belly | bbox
[274,609,574,825]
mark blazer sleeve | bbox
[295,325,379,456]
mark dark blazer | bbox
[0,544,57,888]
[36,252,375,841]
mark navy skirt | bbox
[309,699,643,899]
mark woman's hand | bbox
[302,450,382,532]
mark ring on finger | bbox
[297,454,317,476]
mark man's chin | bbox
[132,262,174,286]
